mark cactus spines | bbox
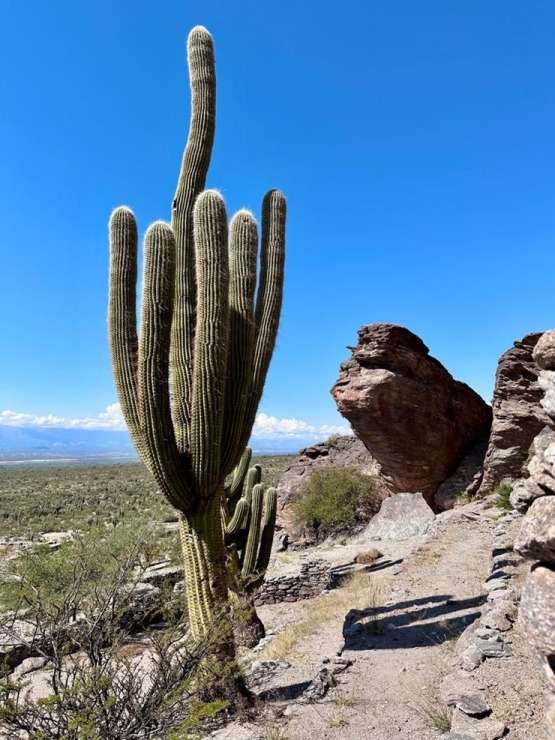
[108,26,285,647]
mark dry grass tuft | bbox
[413,689,452,733]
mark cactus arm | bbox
[108,207,142,452]
[225,498,249,537]
[255,487,277,575]
[227,446,253,501]
[138,222,194,511]
[220,214,258,474]
[239,190,286,452]
[241,483,264,578]
[190,191,230,495]
[243,465,261,506]
[170,26,217,452]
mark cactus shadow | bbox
[330,558,403,587]
[342,592,486,652]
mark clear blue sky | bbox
[1,1,554,441]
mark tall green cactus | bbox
[108,26,286,651]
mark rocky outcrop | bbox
[514,329,555,740]
[331,324,492,504]
[275,435,389,540]
[434,435,489,511]
[475,333,548,497]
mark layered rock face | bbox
[331,324,492,504]
[513,329,555,740]
[475,333,548,497]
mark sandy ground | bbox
[219,502,548,740]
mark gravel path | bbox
[221,502,548,740]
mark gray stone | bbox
[534,330,555,370]
[451,708,507,739]
[483,578,510,593]
[456,694,491,716]
[460,645,485,671]
[539,371,555,420]
[528,444,555,494]
[515,495,555,562]
[140,563,183,589]
[519,564,555,655]
[249,660,290,676]
[10,656,48,680]
[456,621,480,656]
[474,638,513,658]
[479,602,517,632]
[363,492,435,540]
[510,478,549,514]
[486,588,518,603]
[440,673,489,712]
[300,667,337,702]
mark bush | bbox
[0,526,232,739]
[292,466,380,539]
[0,520,175,615]
[494,484,513,512]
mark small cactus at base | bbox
[224,447,277,594]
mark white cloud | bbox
[0,404,127,432]
[0,404,350,442]
[251,413,350,441]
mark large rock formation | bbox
[275,435,389,543]
[331,324,492,504]
[475,333,548,497]
[513,329,555,740]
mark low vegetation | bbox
[414,689,452,733]
[291,466,381,539]
[494,483,513,511]
[0,456,293,540]
[0,527,233,739]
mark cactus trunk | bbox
[179,496,230,643]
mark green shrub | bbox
[0,520,170,614]
[324,433,340,448]
[292,466,380,539]
[494,484,513,512]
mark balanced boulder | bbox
[331,324,492,504]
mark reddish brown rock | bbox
[331,324,492,504]
[476,333,549,496]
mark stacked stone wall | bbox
[254,558,331,606]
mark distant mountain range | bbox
[0,425,305,463]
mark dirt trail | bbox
[225,503,548,740]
